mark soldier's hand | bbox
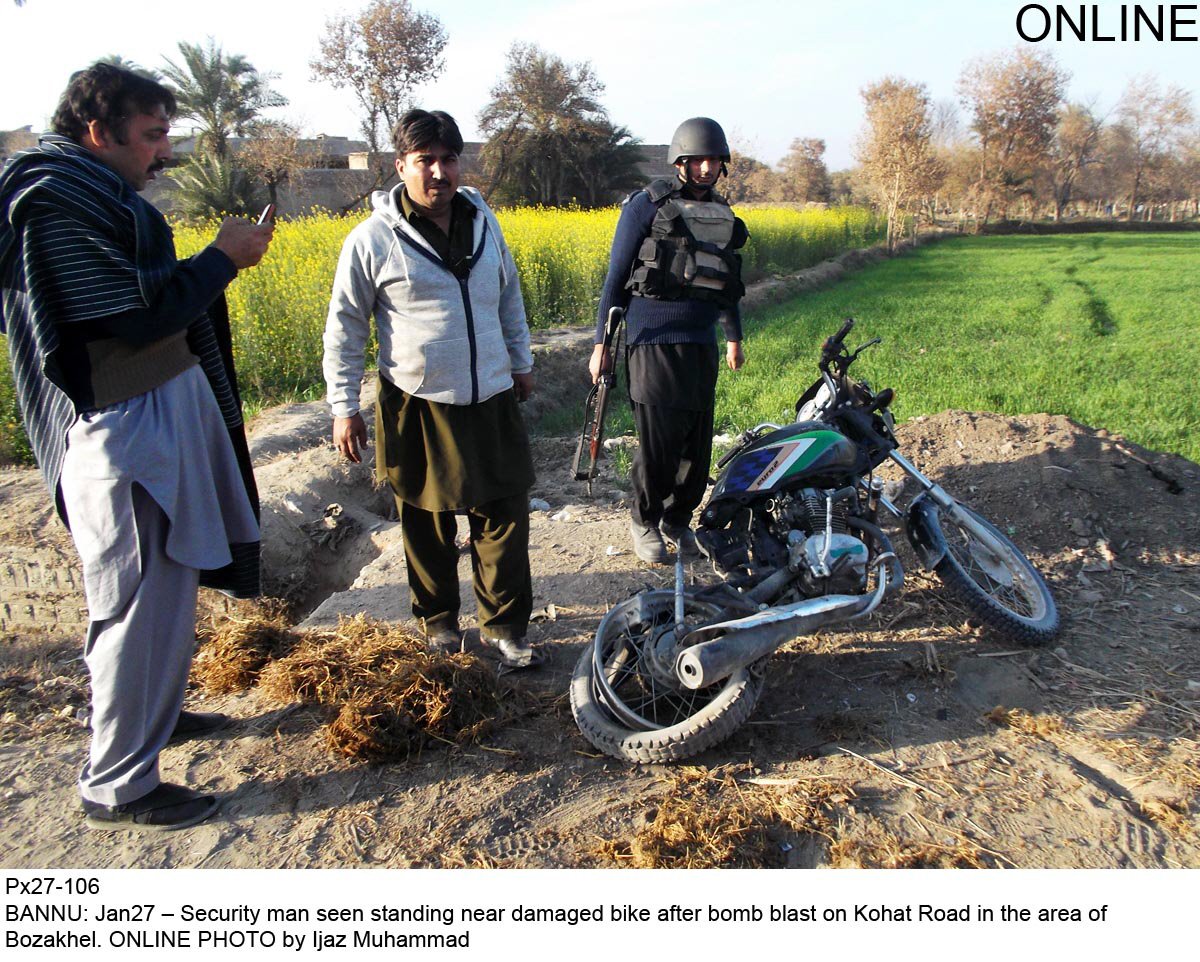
[726,341,745,371]
[513,371,535,402]
[589,344,611,384]
[212,218,274,270]
[333,413,368,464]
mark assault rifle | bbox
[571,306,625,495]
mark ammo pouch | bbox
[627,183,748,307]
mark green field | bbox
[713,233,1200,463]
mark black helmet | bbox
[668,117,731,164]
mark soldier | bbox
[590,117,748,563]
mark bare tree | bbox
[856,77,944,249]
[239,120,308,207]
[1113,75,1195,220]
[1178,131,1200,219]
[776,138,831,204]
[311,0,447,158]
[723,149,775,203]
[958,48,1068,223]
[1048,102,1104,221]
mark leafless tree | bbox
[776,138,831,204]
[1112,75,1195,220]
[312,0,447,206]
[238,120,309,207]
[723,149,775,203]
[1047,102,1104,221]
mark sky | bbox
[1,0,1196,169]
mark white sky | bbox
[1,0,1196,169]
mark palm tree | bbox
[161,39,286,161]
[168,153,259,222]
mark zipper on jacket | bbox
[458,277,479,405]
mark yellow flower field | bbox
[0,205,882,461]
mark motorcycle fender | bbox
[906,493,947,569]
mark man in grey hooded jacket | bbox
[323,109,538,668]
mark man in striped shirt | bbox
[0,63,273,832]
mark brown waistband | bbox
[85,331,199,409]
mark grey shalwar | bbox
[62,365,258,804]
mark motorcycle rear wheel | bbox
[932,504,1059,645]
[570,590,762,764]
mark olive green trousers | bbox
[398,494,532,642]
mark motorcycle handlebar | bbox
[820,317,855,367]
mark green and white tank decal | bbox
[716,428,854,497]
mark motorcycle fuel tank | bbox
[710,424,859,503]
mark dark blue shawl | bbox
[0,135,260,598]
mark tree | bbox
[856,77,944,249]
[562,124,644,207]
[478,43,637,207]
[723,149,776,203]
[311,0,447,156]
[1048,102,1104,221]
[169,153,259,222]
[776,138,831,204]
[958,48,1068,223]
[161,39,286,161]
[238,120,308,207]
[1112,75,1194,220]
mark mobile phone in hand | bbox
[257,204,276,225]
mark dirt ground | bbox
[2,258,1198,868]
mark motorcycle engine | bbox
[699,487,870,597]
[769,488,869,595]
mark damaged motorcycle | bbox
[570,318,1060,763]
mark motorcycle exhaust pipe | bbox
[674,558,892,690]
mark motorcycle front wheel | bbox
[932,504,1059,645]
[570,590,762,764]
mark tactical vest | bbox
[626,178,748,307]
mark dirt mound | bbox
[885,410,1198,562]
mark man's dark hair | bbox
[50,62,177,145]
[391,109,463,155]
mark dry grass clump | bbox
[258,615,512,762]
[257,617,423,705]
[984,705,1064,738]
[596,768,847,868]
[828,824,989,868]
[1139,798,1193,838]
[192,604,295,694]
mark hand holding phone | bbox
[257,204,276,225]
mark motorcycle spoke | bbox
[591,595,735,731]
[949,537,1037,617]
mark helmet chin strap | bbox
[677,161,726,191]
